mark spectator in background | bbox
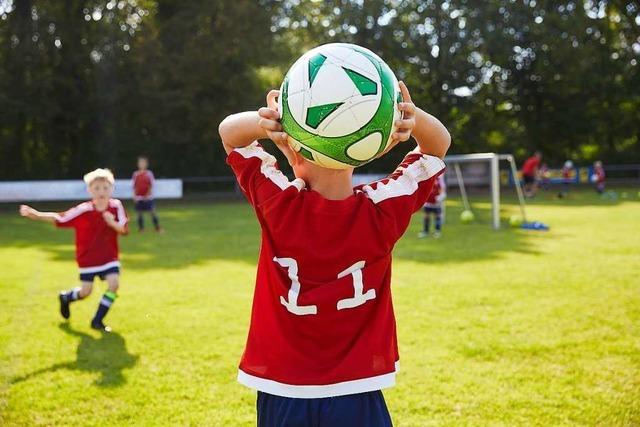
[558,160,573,198]
[132,156,163,233]
[522,151,542,198]
[592,161,606,194]
[539,163,551,190]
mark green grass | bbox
[1,189,639,426]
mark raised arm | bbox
[218,111,267,154]
[411,107,451,159]
[19,205,59,223]
[401,82,450,159]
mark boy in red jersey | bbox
[592,160,606,194]
[19,168,128,332]
[522,151,542,198]
[132,155,162,232]
[418,174,446,238]
[219,82,450,426]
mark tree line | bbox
[1,0,638,179]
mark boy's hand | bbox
[258,90,288,144]
[376,81,417,158]
[102,211,116,225]
[258,90,297,165]
[393,81,416,143]
[19,204,37,219]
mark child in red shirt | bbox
[219,82,450,425]
[132,156,162,232]
[20,168,128,332]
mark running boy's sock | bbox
[152,213,160,230]
[92,291,117,325]
[137,213,144,231]
[62,286,83,303]
[423,216,430,233]
[59,286,84,320]
[435,215,442,232]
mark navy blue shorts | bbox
[257,390,392,427]
[423,206,441,214]
[135,199,155,212]
[79,266,120,282]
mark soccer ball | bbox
[509,215,524,227]
[460,210,475,223]
[278,43,402,169]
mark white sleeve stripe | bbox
[363,155,445,204]
[110,200,128,226]
[233,142,306,191]
[57,203,92,223]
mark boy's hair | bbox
[138,155,148,161]
[83,168,115,185]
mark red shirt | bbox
[227,142,445,398]
[522,156,540,176]
[424,174,446,206]
[594,166,606,183]
[55,199,128,271]
[132,170,155,200]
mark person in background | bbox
[592,161,606,194]
[132,156,163,233]
[522,151,542,198]
[418,174,446,238]
[558,160,573,198]
[539,163,551,190]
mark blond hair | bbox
[83,168,115,185]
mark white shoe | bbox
[433,231,441,238]
[418,231,428,238]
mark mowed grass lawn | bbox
[1,189,638,426]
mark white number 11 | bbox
[274,257,375,315]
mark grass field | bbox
[1,188,639,426]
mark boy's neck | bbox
[93,198,109,210]
[303,168,354,200]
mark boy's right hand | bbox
[19,204,36,218]
[258,90,297,165]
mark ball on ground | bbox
[460,210,475,223]
[509,215,524,227]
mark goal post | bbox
[444,153,527,230]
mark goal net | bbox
[443,153,527,230]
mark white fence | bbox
[0,179,183,202]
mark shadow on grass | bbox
[11,323,138,387]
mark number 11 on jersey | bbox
[275,257,376,315]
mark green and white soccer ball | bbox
[278,43,402,169]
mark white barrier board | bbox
[0,179,182,202]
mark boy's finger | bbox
[395,118,415,129]
[393,130,411,141]
[258,107,280,120]
[270,131,288,143]
[399,81,412,103]
[259,118,283,131]
[266,90,280,111]
[397,102,415,114]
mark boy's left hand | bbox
[393,81,416,143]
[102,211,116,225]
[376,81,416,158]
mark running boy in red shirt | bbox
[19,168,128,332]
[219,82,450,426]
[132,155,162,232]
